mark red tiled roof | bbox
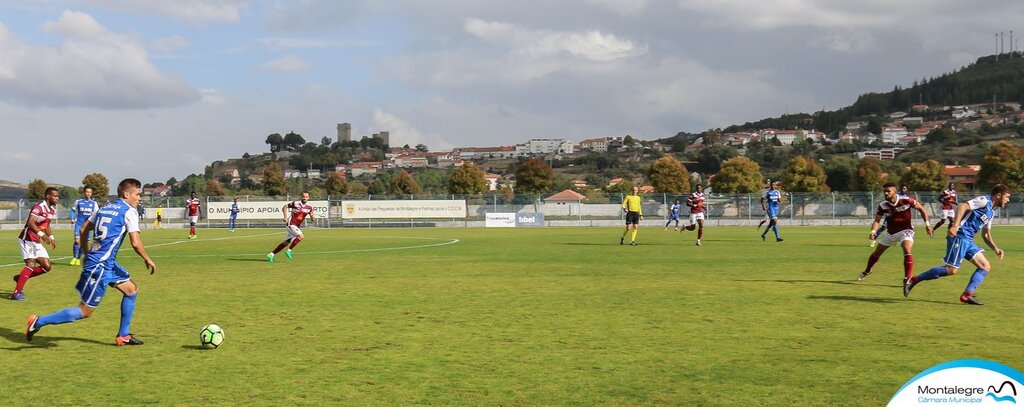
[943,166,979,177]
[545,189,587,201]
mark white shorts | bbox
[877,229,915,247]
[940,209,955,219]
[689,213,705,223]
[189,215,198,224]
[286,225,303,240]
[19,239,49,260]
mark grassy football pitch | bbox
[1,225,1023,405]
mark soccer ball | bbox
[199,324,225,349]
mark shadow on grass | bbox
[180,344,210,351]
[733,279,892,287]
[0,326,109,350]
[227,258,268,262]
[558,242,673,246]
[807,295,953,305]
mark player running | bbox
[228,198,240,232]
[680,184,706,246]
[26,178,157,346]
[186,192,201,239]
[760,181,784,242]
[267,192,315,262]
[69,186,99,266]
[664,199,681,231]
[10,187,59,301]
[932,182,957,231]
[857,182,933,284]
[620,185,642,246]
[904,184,1011,305]
[870,184,910,247]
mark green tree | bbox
[390,171,423,195]
[367,179,387,195]
[696,144,739,173]
[823,156,859,191]
[283,131,306,151]
[265,133,284,153]
[324,171,348,196]
[205,179,226,197]
[645,156,691,193]
[449,163,488,195]
[262,162,287,196]
[26,179,47,200]
[855,157,884,192]
[58,186,78,201]
[623,135,636,147]
[347,182,369,196]
[711,157,763,193]
[978,141,1024,189]
[413,169,448,194]
[82,173,110,200]
[901,160,947,191]
[781,156,829,192]
[514,158,554,194]
[701,129,723,146]
[415,143,429,152]
[925,127,956,144]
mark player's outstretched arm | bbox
[128,232,157,274]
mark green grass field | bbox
[1,225,1023,405]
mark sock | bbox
[30,266,46,278]
[903,254,914,279]
[622,229,629,239]
[272,241,289,254]
[772,225,780,239]
[964,269,988,294]
[37,307,84,327]
[288,238,302,250]
[864,254,881,274]
[697,228,704,240]
[761,228,768,238]
[917,266,950,281]
[119,293,137,337]
[73,242,80,258]
[14,266,33,293]
[190,226,196,236]
[630,229,637,242]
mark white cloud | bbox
[257,55,310,72]
[464,18,647,62]
[259,37,377,49]
[585,0,649,16]
[372,109,451,150]
[809,31,877,53]
[0,11,198,109]
[53,0,250,23]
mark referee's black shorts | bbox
[625,211,640,225]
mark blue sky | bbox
[0,0,1021,186]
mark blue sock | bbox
[119,293,137,337]
[37,307,84,328]
[965,269,988,293]
[772,225,780,239]
[917,266,950,281]
[72,242,80,258]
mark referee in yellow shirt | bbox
[621,185,643,246]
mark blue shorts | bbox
[669,214,679,221]
[76,260,131,308]
[73,222,85,238]
[943,236,984,269]
[767,208,778,219]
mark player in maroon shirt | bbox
[11,187,59,301]
[680,184,707,246]
[185,192,201,240]
[858,182,933,286]
[932,182,957,231]
[267,192,315,263]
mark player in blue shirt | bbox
[664,199,681,231]
[229,198,240,232]
[69,186,99,266]
[760,181,783,242]
[26,178,157,345]
[905,184,1011,305]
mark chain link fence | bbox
[1,191,1019,229]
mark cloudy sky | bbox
[0,0,1020,186]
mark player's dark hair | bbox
[44,187,58,196]
[882,182,897,189]
[117,178,142,196]
[991,184,1010,197]
[82,186,93,192]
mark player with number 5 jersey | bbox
[26,178,157,345]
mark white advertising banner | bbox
[485,212,517,228]
[341,200,467,219]
[206,201,329,220]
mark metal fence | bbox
[1,191,1020,228]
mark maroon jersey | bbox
[939,188,957,211]
[876,196,916,234]
[687,192,706,214]
[186,198,201,216]
[287,200,314,227]
[18,201,55,243]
